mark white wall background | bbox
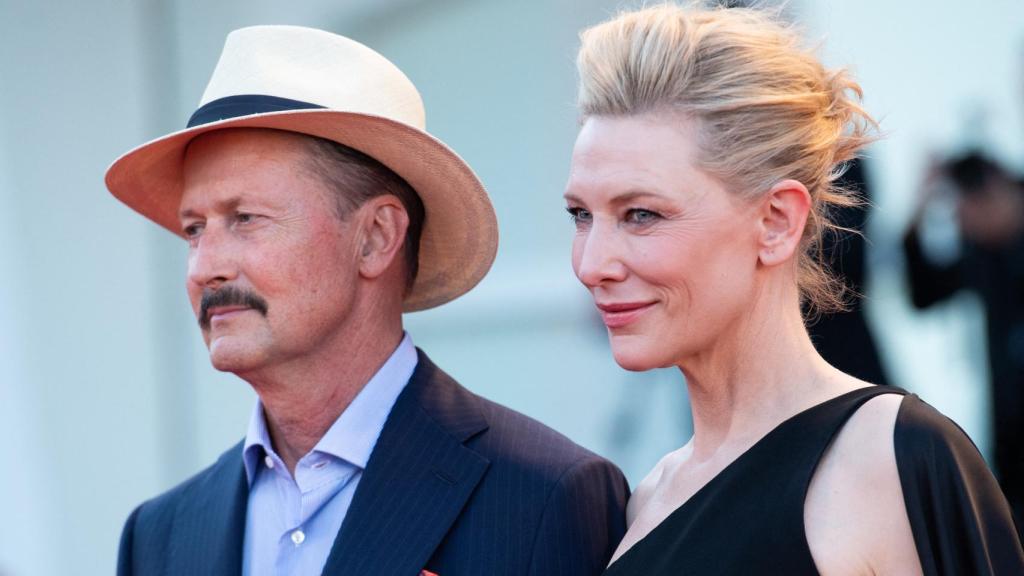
[1,1,1021,574]
[0,110,54,576]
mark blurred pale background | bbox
[2,1,1023,574]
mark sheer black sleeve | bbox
[894,394,1024,575]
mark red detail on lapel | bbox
[420,571,439,576]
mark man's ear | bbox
[757,179,811,266]
[357,195,409,280]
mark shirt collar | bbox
[242,332,418,484]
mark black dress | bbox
[603,386,1024,575]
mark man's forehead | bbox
[179,130,320,213]
[184,128,313,164]
[191,131,320,187]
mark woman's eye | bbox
[625,208,660,225]
[566,206,592,225]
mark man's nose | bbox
[574,224,628,288]
[186,227,238,290]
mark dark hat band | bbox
[187,94,325,128]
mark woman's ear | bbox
[757,179,811,266]
[357,195,409,280]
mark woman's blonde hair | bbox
[577,3,877,314]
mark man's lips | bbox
[595,301,656,328]
[206,305,252,324]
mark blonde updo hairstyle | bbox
[576,3,877,315]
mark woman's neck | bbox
[678,293,862,463]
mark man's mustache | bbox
[199,286,269,329]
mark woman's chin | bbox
[610,342,666,372]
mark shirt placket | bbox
[278,456,356,575]
[272,462,305,576]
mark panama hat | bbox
[105,25,498,312]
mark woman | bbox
[563,4,1024,575]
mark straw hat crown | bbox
[200,26,425,128]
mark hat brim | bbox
[105,110,498,312]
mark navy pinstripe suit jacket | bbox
[117,349,630,575]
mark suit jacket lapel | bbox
[168,441,248,576]
[321,350,490,575]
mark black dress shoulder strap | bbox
[604,385,908,576]
[780,385,909,501]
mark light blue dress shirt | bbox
[241,333,418,576]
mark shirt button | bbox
[264,456,275,469]
[291,529,306,546]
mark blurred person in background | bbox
[564,4,1024,575]
[106,25,627,576]
[903,150,1024,521]
[807,158,891,386]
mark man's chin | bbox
[207,339,265,373]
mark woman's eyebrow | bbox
[608,190,665,205]
[563,189,670,206]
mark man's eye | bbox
[625,208,661,225]
[182,223,203,238]
[235,213,257,225]
[566,207,592,225]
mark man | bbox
[903,151,1024,523]
[107,25,628,576]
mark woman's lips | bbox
[595,301,656,329]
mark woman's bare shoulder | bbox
[805,392,923,575]
[626,447,685,525]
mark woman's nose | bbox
[573,225,628,288]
